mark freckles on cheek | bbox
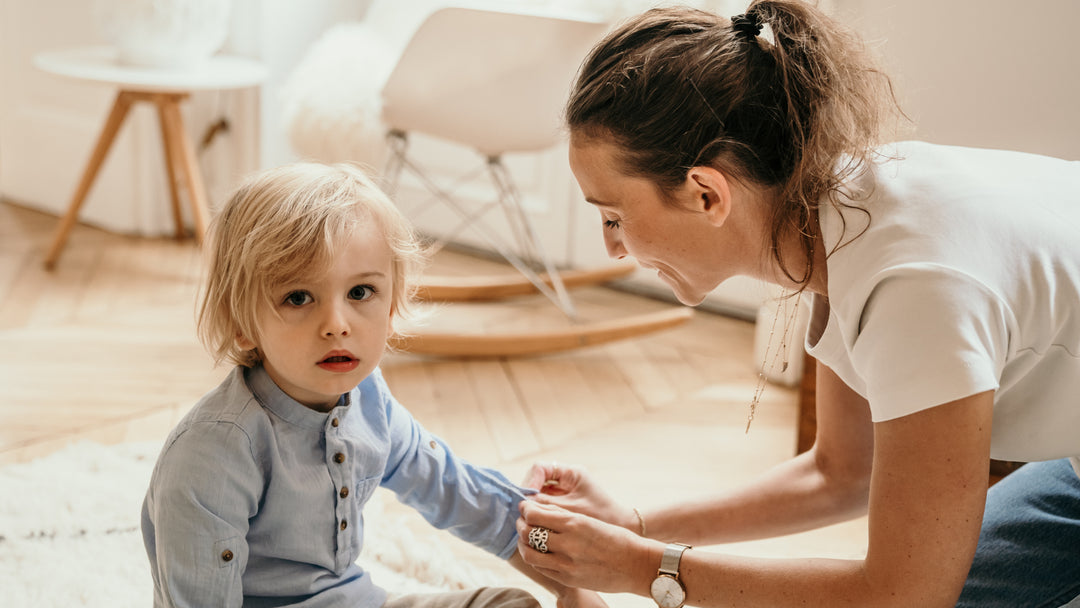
[635,235,662,256]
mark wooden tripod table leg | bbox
[154,94,187,240]
[158,94,210,244]
[43,91,134,269]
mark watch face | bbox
[651,574,686,608]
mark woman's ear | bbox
[686,166,733,227]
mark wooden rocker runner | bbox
[393,264,695,358]
[392,304,694,358]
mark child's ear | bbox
[385,309,397,341]
[236,333,256,351]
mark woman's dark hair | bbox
[566,0,902,288]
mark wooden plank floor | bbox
[0,199,784,465]
[0,200,867,605]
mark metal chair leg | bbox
[382,131,578,318]
[486,155,575,317]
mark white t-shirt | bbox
[806,141,1080,465]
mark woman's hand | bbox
[516,500,658,594]
[522,462,641,534]
[507,541,612,607]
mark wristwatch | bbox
[650,542,691,608]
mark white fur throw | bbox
[0,441,511,607]
[280,22,397,171]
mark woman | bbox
[514,2,1080,607]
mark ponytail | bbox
[567,0,903,288]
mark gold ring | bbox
[543,462,560,487]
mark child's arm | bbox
[507,552,609,608]
[143,427,261,607]
[371,371,607,608]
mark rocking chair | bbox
[292,4,694,357]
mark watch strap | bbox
[658,543,691,577]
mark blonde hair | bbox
[197,162,425,367]
[567,1,903,288]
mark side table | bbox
[33,46,267,269]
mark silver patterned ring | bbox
[528,526,551,553]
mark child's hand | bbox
[522,462,639,533]
[523,461,580,496]
[557,587,608,608]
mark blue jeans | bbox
[957,459,1080,608]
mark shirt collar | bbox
[244,364,354,431]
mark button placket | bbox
[326,417,345,534]
[326,410,354,564]
[329,419,348,502]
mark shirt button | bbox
[429,440,437,449]
[333,452,345,464]
[331,418,339,427]
[340,520,348,531]
[339,486,349,499]
[221,549,234,562]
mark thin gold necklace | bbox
[746,245,812,434]
[745,288,803,433]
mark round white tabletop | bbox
[33,46,267,93]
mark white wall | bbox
[0,0,167,234]
[0,0,364,236]
[832,0,1080,160]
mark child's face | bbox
[238,221,396,411]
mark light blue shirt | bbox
[141,364,528,608]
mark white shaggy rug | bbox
[0,441,519,607]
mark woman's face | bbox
[569,135,735,306]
